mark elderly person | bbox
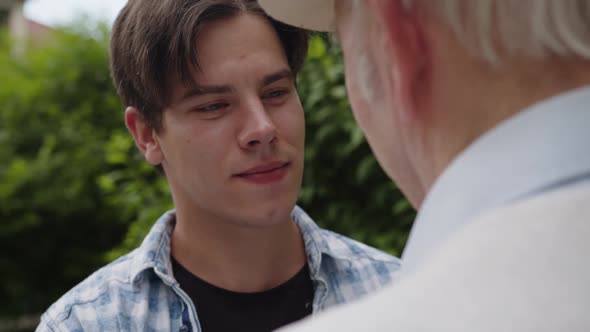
[261,0,590,330]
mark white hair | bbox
[350,0,380,100]
[400,0,590,64]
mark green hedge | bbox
[0,27,130,316]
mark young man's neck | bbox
[170,208,307,293]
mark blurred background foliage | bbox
[0,26,414,326]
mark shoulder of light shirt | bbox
[278,185,590,332]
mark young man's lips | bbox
[237,161,290,176]
[235,161,290,184]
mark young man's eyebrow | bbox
[262,68,294,86]
[181,84,235,101]
[180,68,293,101]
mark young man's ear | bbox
[124,107,163,166]
[367,0,428,122]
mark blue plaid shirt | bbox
[37,206,401,331]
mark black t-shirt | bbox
[172,257,314,332]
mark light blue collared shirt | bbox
[402,86,590,274]
[37,206,400,331]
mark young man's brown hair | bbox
[109,0,309,131]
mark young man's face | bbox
[151,14,305,227]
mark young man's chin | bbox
[232,200,297,229]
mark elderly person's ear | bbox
[367,0,428,118]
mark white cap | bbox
[259,0,336,32]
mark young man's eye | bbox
[195,102,228,112]
[264,89,289,99]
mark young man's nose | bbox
[238,100,278,148]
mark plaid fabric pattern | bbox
[37,206,401,332]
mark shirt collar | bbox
[129,206,339,284]
[129,210,176,285]
[402,85,590,275]
[291,206,331,278]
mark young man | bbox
[261,0,590,331]
[36,1,401,331]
